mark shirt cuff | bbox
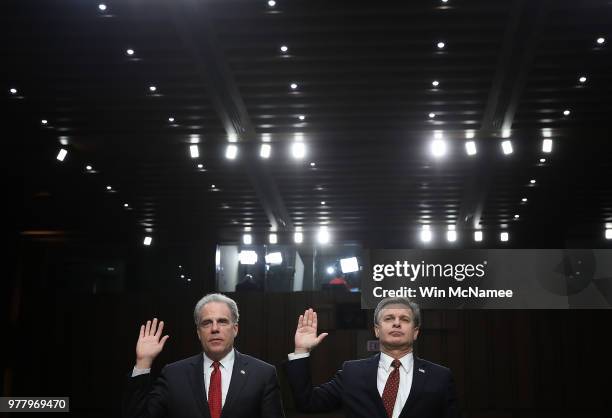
[288,352,310,361]
[131,367,151,377]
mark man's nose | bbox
[211,321,220,332]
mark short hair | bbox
[373,297,420,328]
[193,293,240,325]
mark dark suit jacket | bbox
[123,350,285,418]
[285,354,459,418]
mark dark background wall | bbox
[4,240,612,418]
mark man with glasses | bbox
[123,293,285,418]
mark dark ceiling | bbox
[4,0,612,248]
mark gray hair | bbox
[373,297,420,328]
[193,293,240,325]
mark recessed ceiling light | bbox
[596,37,605,45]
[143,236,152,246]
[9,88,17,94]
[86,165,93,171]
[260,143,271,159]
[294,231,303,244]
[437,41,445,49]
[197,163,204,169]
[521,198,528,202]
[290,83,298,90]
[447,227,457,242]
[126,49,134,56]
[441,0,449,3]
[530,179,536,184]
[539,158,546,163]
[242,234,253,245]
[168,117,175,123]
[563,109,570,116]
[41,119,48,125]
[268,0,276,7]
[124,203,130,208]
[298,115,305,121]
[465,141,477,156]
[428,112,436,118]
[317,226,330,244]
[501,140,513,155]
[98,4,107,11]
[56,149,67,161]
[465,130,475,139]
[189,144,199,159]
[106,185,112,191]
[500,232,509,242]
[211,184,216,189]
[502,128,511,138]
[225,144,238,160]
[321,201,326,205]
[542,139,553,153]
[268,233,278,245]
[310,162,316,167]
[474,230,483,242]
[149,86,157,92]
[514,214,520,219]
[292,142,306,159]
[606,228,612,240]
[420,225,432,243]
[280,45,288,53]
[432,80,439,87]
[578,76,587,83]
[431,139,447,157]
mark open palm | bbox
[294,309,328,353]
[136,318,169,367]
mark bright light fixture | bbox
[437,41,445,49]
[294,231,303,244]
[530,179,536,184]
[9,88,17,94]
[269,233,278,244]
[432,80,439,87]
[579,76,587,83]
[56,149,67,161]
[126,49,134,55]
[501,140,513,155]
[290,83,298,90]
[298,115,305,121]
[521,198,528,202]
[242,234,253,245]
[143,236,152,246]
[514,214,520,219]
[260,143,271,159]
[447,226,457,242]
[168,117,175,123]
[431,139,447,157]
[465,141,477,156]
[465,130,475,139]
[420,225,432,243]
[317,226,330,244]
[474,230,483,242]
[41,119,48,125]
[596,37,605,45]
[291,142,306,159]
[225,144,238,160]
[268,0,276,7]
[563,109,570,116]
[265,252,283,265]
[340,257,359,273]
[500,232,509,242]
[239,250,258,265]
[149,86,157,92]
[86,165,92,171]
[542,139,553,153]
[428,112,436,119]
[606,229,612,240]
[326,266,335,275]
[189,144,199,158]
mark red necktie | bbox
[382,359,401,418]
[208,361,222,418]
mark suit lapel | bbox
[398,356,426,418]
[365,353,389,418]
[188,353,211,418]
[221,350,249,418]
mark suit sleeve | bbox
[122,366,169,418]
[443,370,460,418]
[260,367,286,418]
[284,357,343,413]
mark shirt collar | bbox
[379,351,413,373]
[203,348,235,370]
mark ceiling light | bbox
[539,158,546,163]
[514,214,520,219]
[126,49,134,56]
[578,76,587,83]
[298,115,305,121]
[106,185,112,191]
[326,266,335,275]
[431,139,447,157]
[168,117,175,123]
[56,149,67,161]
[521,198,528,203]
[225,144,238,160]
[340,257,359,273]
[149,86,157,92]
[420,225,432,243]
[9,88,17,94]
[474,230,483,242]
[268,0,276,7]
[530,179,536,184]
[239,250,258,265]
[41,119,48,125]
[291,142,306,159]
[501,140,513,155]
[242,234,253,245]
[310,162,316,167]
[268,233,278,244]
[260,143,271,159]
[447,226,457,242]
[542,139,553,153]
[265,252,283,265]
[428,112,436,118]
[290,83,298,90]
[143,236,152,246]
[280,45,288,53]
[98,4,107,11]
[502,128,511,138]
[317,226,330,244]
[321,201,326,206]
[500,232,509,242]
[197,163,204,169]
[86,165,92,171]
[124,203,129,208]
[294,231,303,244]
[211,184,216,189]
[563,109,570,116]
[465,141,477,156]
[189,144,199,158]
[432,80,439,87]
[596,37,605,45]
[606,229,612,240]
[437,41,445,49]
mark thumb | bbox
[315,333,329,345]
[160,335,170,347]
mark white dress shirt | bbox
[377,352,413,418]
[288,351,414,418]
[203,349,235,407]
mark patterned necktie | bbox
[382,359,401,418]
[208,361,222,418]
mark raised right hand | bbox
[294,308,328,354]
[135,318,169,369]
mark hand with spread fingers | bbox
[135,318,170,369]
[294,308,329,354]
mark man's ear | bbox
[414,327,420,341]
[374,324,380,338]
[233,323,239,337]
